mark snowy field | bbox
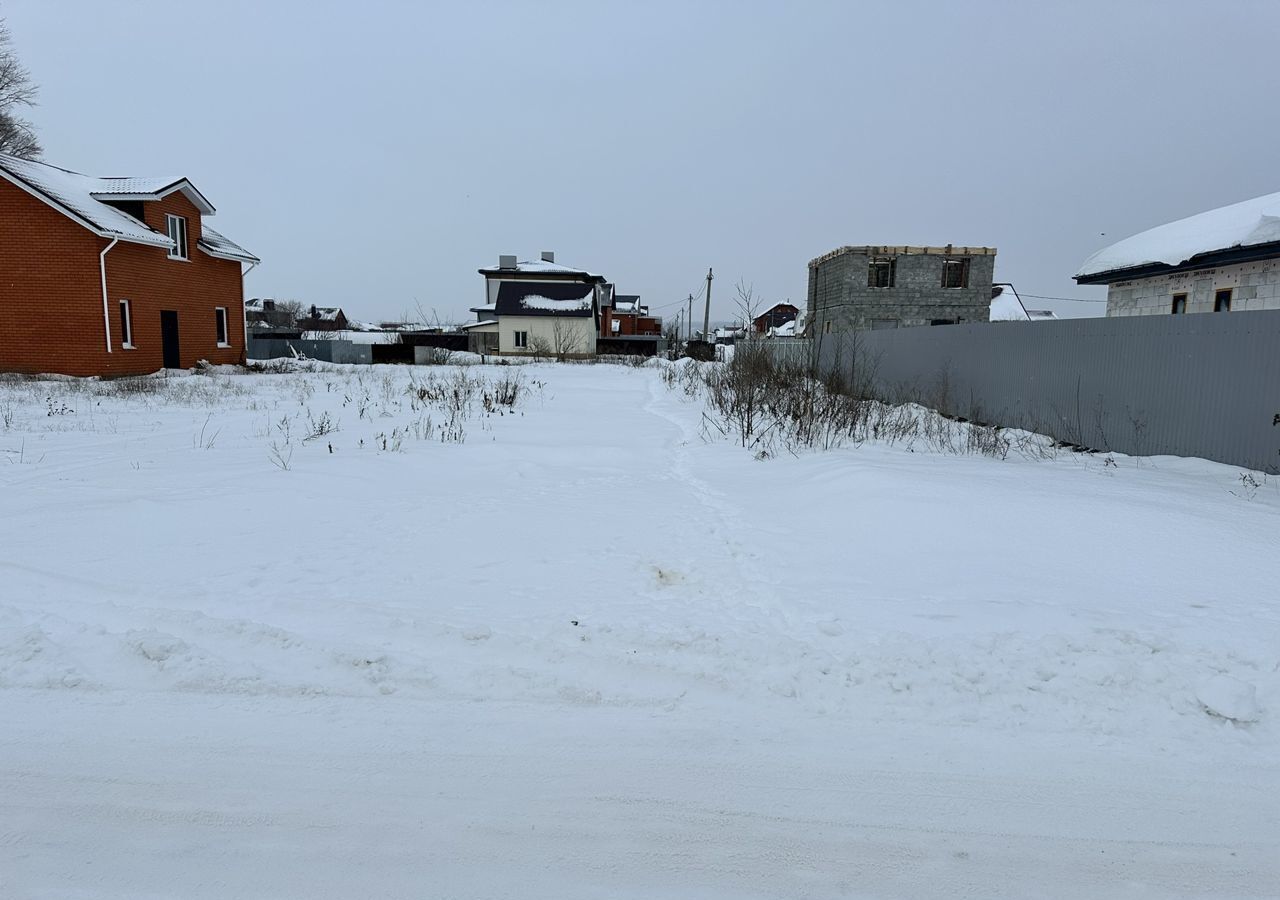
[1,361,1278,899]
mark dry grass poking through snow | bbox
[660,345,1061,461]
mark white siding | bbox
[498,315,597,356]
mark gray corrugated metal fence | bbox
[749,337,813,369]
[786,311,1280,471]
[247,338,373,365]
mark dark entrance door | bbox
[160,311,180,369]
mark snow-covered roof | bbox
[0,154,175,248]
[613,295,645,314]
[1077,191,1280,281]
[767,320,797,337]
[990,285,1029,321]
[478,258,604,281]
[0,152,254,261]
[92,176,215,214]
[494,281,595,317]
[990,286,1058,322]
[521,293,592,312]
[199,224,259,263]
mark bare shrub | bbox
[669,347,1056,462]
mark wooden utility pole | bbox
[687,294,693,341]
[701,268,713,342]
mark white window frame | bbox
[119,299,135,349]
[513,330,528,349]
[215,307,230,347]
[166,214,189,260]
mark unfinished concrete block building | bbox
[806,245,996,334]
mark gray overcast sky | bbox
[6,0,1279,323]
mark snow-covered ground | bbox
[1,362,1278,899]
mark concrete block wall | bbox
[807,248,996,334]
[1106,259,1280,316]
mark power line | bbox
[1016,292,1106,303]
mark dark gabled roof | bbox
[1074,240,1280,285]
[478,258,606,282]
[495,281,596,317]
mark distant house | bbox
[598,293,664,356]
[1075,191,1280,316]
[472,252,604,357]
[298,305,350,332]
[989,285,1057,322]
[245,298,298,329]
[0,152,258,376]
[752,303,799,333]
[807,245,997,333]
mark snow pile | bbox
[1197,674,1261,723]
[1077,190,1280,277]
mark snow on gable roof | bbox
[0,153,251,259]
[989,285,1029,321]
[1077,190,1280,280]
[494,281,595,317]
[0,153,174,248]
[478,258,605,280]
[91,176,215,213]
[199,223,259,263]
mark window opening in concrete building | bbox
[868,257,896,288]
[941,258,970,289]
[1214,289,1232,312]
[1171,293,1187,314]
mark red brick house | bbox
[752,302,799,333]
[0,153,259,376]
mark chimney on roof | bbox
[499,254,517,269]
[541,251,555,263]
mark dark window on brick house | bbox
[941,258,970,289]
[215,307,229,346]
[1214,289,1232,312]
[868,257,896,288]
[1171,293,1187,314]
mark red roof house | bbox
[0,153,259,376]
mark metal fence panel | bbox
[807,311,1280,471]
[246,338,373,365]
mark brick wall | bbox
[0,180,246,376]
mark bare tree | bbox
[662,318,683,359]
[529,334,553,360]
[734,280,762,337]
[0,20,41,159]
[272,300,305,328]
[551,319,584,361]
